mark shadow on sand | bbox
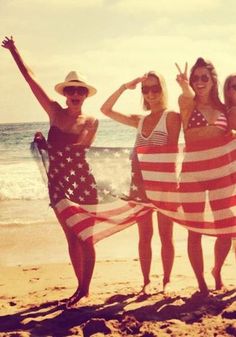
[0,288,236,336]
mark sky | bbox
[1,0,236,123]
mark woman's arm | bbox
[2,36,57,119]
[175,62,195,130]
[76,118,99,146]
[100,76,146,128]
[166,112,181,145]
[228,107,236,130]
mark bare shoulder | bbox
[166,110,180,116]
[166,111,181,121]
[166,111,181,134]
[52,101,63,112]
[49,101,64,122]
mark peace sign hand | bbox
[175,62,189,90]
[1,36,15,50]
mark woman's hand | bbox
[124,75,147,90]
[2,35,55,117]
[175,62,195,98]
[175,62,189,90]
[2,36,15,50]
[77,118,98,146]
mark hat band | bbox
[68,80,83,83]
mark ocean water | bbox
[0,120,138,224]
[0,121,228,268]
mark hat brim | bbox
[55,81,97,97]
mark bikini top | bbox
[187,109,228,132]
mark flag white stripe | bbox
[180,224,236,235]
[77,207,149,241]
[147,185,236,203]
[55,197,131,214]
[141,158,236,183]
[153,204,236,223]
[66,212,92,227]
[138,138,236,163]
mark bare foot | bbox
[65,289,89,309]
[191,289,210,302]
[195,278,209,296]
[198,281,209,296]
[162,277,172,293]
[211,268,226,291]
[139,282,151,295]
[163,281,172,295]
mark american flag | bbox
[136,135,236,237]
[33,135,151,244]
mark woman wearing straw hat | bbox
[2,36,98,307]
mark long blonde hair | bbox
[142,71,168,111]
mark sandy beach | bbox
[0,219,236,337]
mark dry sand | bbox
[0,223,235,337]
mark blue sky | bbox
[1,0,236,123]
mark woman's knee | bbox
[138,221,153,243]
[158,215,173,242]
[188,231,202,245]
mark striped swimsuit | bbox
[134,111,169,147]
[130,111,169,202]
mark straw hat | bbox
[54,71,97,97]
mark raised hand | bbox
[1,36,15,50]
[124,75,147,90]
[175,62,189,90]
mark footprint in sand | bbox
[29,278,40,283]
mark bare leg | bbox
[137,212,153,293]
[233,239,236,261]
[65,239,95,308]
[212,236,231,290]
[61,225,83,287]
[59,220,95,307]
[78,239,96,295]
[157,212,174,291]
[188,231,209,294]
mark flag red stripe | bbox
[181,150,236,172]
[168,215,236,230]
[139,162,176,172]
[139,153,236,173]
[149,194,236,213]
[143,172,236,192]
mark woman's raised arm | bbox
[100,76,146,128]
[2,36,57,119]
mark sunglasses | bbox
[63,86,88,96]
[141,85,162,94]
[230,84,236,91]
[191,74,210,83]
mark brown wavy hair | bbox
[189,57,225,111]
